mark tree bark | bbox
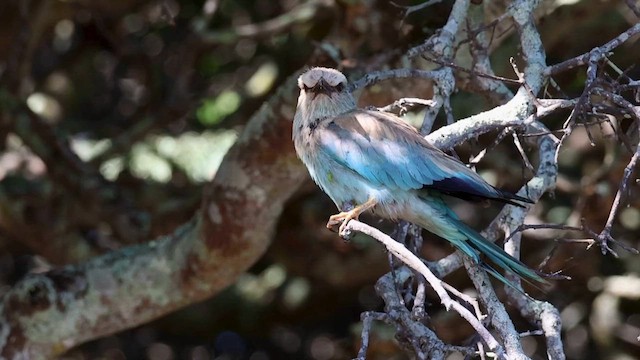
[0,73,306,359]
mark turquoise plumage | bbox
[293,67,545,288]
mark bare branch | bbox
[390,0,445,20]
[375,97,435,114]
[626,0,640,17]
[342,220,506,358]
[422,55,521,85]
[462,7,514,103]
[356,311,388,360]
[350,69,439,91]
[545,23,640,76]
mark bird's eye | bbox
[335,83,345,91]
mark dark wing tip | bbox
[424,177,536,207]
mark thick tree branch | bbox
[0,72,306,359]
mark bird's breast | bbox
[293,121,408,215]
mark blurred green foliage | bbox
[197,91,242,126]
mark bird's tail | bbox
[450,217,548,289]
[411,196,547,290]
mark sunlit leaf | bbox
[196,90,241,126]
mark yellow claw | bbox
[326,198,377,235]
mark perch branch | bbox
[343,220,504,358]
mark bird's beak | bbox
[317,79,331,93]
[310,79,334,96]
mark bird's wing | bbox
[316,109,515,201]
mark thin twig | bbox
[545,23,640,75]
[390,0,444,20]
[512,132,535,172]
[422,55,521,85]
[376,98,436,115]
[356,311,388,360]
[351,69,438,91]
[343,220,505,358]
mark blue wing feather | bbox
[312,107,543,286]
[317,109,527,204]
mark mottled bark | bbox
[0,74,305,359]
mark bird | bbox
[292,66,547,288]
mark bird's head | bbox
[295,67,356,125]
[298,67,348,97]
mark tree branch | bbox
[343,220,505,359]
[0,71,306,359]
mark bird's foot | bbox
[326,199,377,238]
[327,210,359,236]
